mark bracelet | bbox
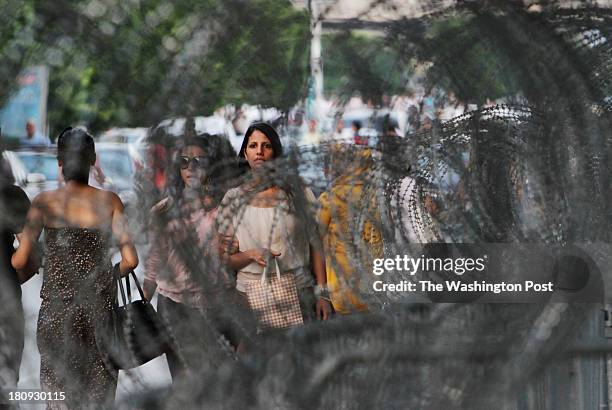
[314,284,330,300]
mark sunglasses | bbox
[178,156,208,170]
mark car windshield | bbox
[17,153,58,181]
[98,149,133,181]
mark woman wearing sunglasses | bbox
[143,134,245,379]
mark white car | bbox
[94,142,140,201]
[97,127,147,166]
[3,149,60,199]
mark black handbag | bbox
[96,264,172,370]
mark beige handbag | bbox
[245,257,304,329]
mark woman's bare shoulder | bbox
[29,191,49,209]
[32,187,67,205]
[85,187,123,210]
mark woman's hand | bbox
[221,235,239,254]
[12,194,44,283]
[247,248,281,267]
[316,298,331,320]
[111,193,139,275]
[14,241,42,284]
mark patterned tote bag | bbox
[245,257,304,329]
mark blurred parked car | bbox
[2,150,28,185]
[98,127,147,145]
[95,142,146,242]
[97,127,146,170]
[95,142,139,205]
[3,148,60,199]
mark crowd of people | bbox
[289,88,471,147]
[2,119,392,409]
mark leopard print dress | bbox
[37,227,116,409]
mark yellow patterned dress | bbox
[318,149,384,314]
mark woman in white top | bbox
[218,122,331,321]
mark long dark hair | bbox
[238,122,283,172]
[57,127,96,184]
[237,122,313,218]
[166,134,238,205]
[236,122,320,250]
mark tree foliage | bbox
[1,0,310,136]
[422,14,524,103]
[322,31,411,105]
[387,11,526,104]
[0,0,37,105]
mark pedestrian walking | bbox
[218,122,331,328]
[143,134,247,378]
[12,128,138,409]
